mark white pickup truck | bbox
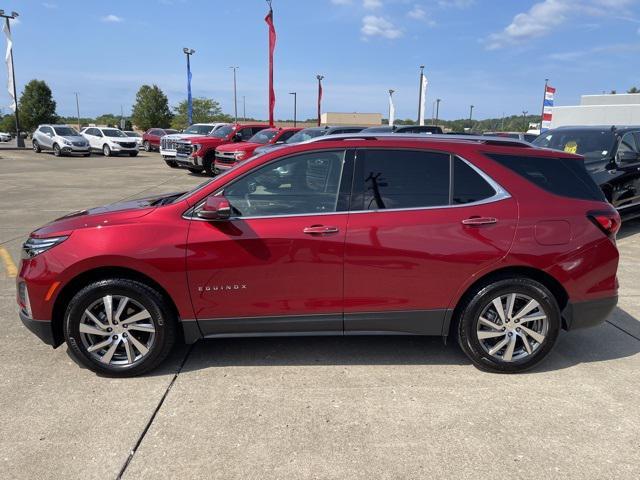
[160,123,228,168]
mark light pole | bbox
[316,75,324,126]
[242,95,246,122]
[1,10,23,147]
[434,98,441,127]
[230,66,239,123]
[468,105,474,132]
[417,65,425,124]
[289,92,297,127]
[522,110,528,132]
[183,48,195,126]
[74,92,80,131]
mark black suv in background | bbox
[533,125,640,218]
[362,125,444,134]
[253,125,366,156]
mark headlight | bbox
[234,151,247,160]
[191,143,200,153]
[62,139,72,145]
[21,236,69,259]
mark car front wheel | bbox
[53,143,62,157]
[64,279,177,377]
[457,277,560,373]
[143,141,151,152]
[103,144,112,157]
[33,140,41,153]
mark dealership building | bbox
[550,93,640,128]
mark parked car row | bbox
[32,124,142,157]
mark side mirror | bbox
[618,150,639,164]
[197,195,232,220]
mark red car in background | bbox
[174,123,270,175]
[18,134,620,376]
[214,127,301,173]
[142,128,178,152]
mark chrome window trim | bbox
[183,150,511,221]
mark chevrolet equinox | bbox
[17,134,620,376]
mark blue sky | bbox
[1,0,639,121]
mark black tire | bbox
[64,279,177,377]
[33,140,41,153]
[456,277,560,373]
[203,153,216,176]
[129,151,138,157]
[187,167,202,174]
[165,160,178,169]
[103,144,112,157]
[53,143,62,157]
[143,140,151,152]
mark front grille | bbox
[72,141,86,147]
[161,138,177,151]
[176,142,192,156]
[215,153,236,165]
[117,142,136,148]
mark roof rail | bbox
[307,132,533,147]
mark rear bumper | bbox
[20,311,56,347]
[562,296,617,330]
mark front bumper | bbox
[175,153,203,170]
[20,311,56,347]
[562,296,618,330]
[61,146,90,154]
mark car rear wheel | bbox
[32,140,41,153]
[143,141,150,152]
[64,279,177,377]
[103,144,112,157]
[203,153,216,176]
[53,143,62,157]
[456,277,560,373]
[165,160,178,168]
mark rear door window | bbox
[486,153,604,201]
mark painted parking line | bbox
[0,246,18,278]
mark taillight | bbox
[588,210,621,238]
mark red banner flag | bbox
[265,6,276,127]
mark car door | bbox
[343,148,517,335]
[613,131,640,209]
[40,127,54,149]
[186,149,353,336]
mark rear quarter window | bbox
[486,153,605,201]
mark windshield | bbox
[103,129,126,138]
[248,129,278,144]
[532,129,616,160]
[185,124,214,135]
[209,125,234,138]
[53,126,80,136]
[286,128,325,144]
[125,131,141,137]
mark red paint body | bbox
[184,123,270,161]
[215,127,301,168]
[142,128,175,149]
[17,137,620,345]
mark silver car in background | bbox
[32,125,91,157]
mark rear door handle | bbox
[303,225,340,235]
[462,217,498,226]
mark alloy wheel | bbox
[476,293,549,363]
[79,295,156,367]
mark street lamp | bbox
[289,92,297,127]
[434,98,441,127]
[468,105,474,132]
[242,95,246,122]
[230,66,239,124]
[417,65,425,124]
[0,10,23,147]
[522,110,528,132]
[74,92,80,131]
[183,47,195,126]
[388,89,394,127]
[316,75,324,126]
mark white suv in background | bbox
[160,123,227,168]
[81,127,139,157]
[32,125,91,157]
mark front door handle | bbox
[462,217,498,226]
[303,225,340,235]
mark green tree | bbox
[131,84,172,130]
[18,79,58,132]
[0,114,16,134]
[628,86,640,94]
[170,97,231,130]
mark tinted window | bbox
[41,127,53,135]
[453,158,496,204]
[286,128,325,144]
[277,130,297,143]
[487,153,605,201]
[618,132,638,154]
[532,129,616,161]
[224,150,345,217]
[248,129,278,144]
[210,125,234,138]
[53,126,79,136]
[358,149,450,210]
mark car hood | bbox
[184,136,228,145]
[217,142,260,153]
[61,135,88,143]
[31,192,180,238]
[164,133,207,141]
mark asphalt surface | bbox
[0,148,639,479]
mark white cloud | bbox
[361,15,402,39]
[408,5,426,19]
[42,2,57,8]
[363,0,383,9]
[101,14,123,23]
[486,0,640,49]
[438,0,474,7]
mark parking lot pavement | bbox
[1,149,640,479]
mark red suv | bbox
[17,135,620,376]
[174,123,270,175]
[214,127,301,172]
[142,128,177,152]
